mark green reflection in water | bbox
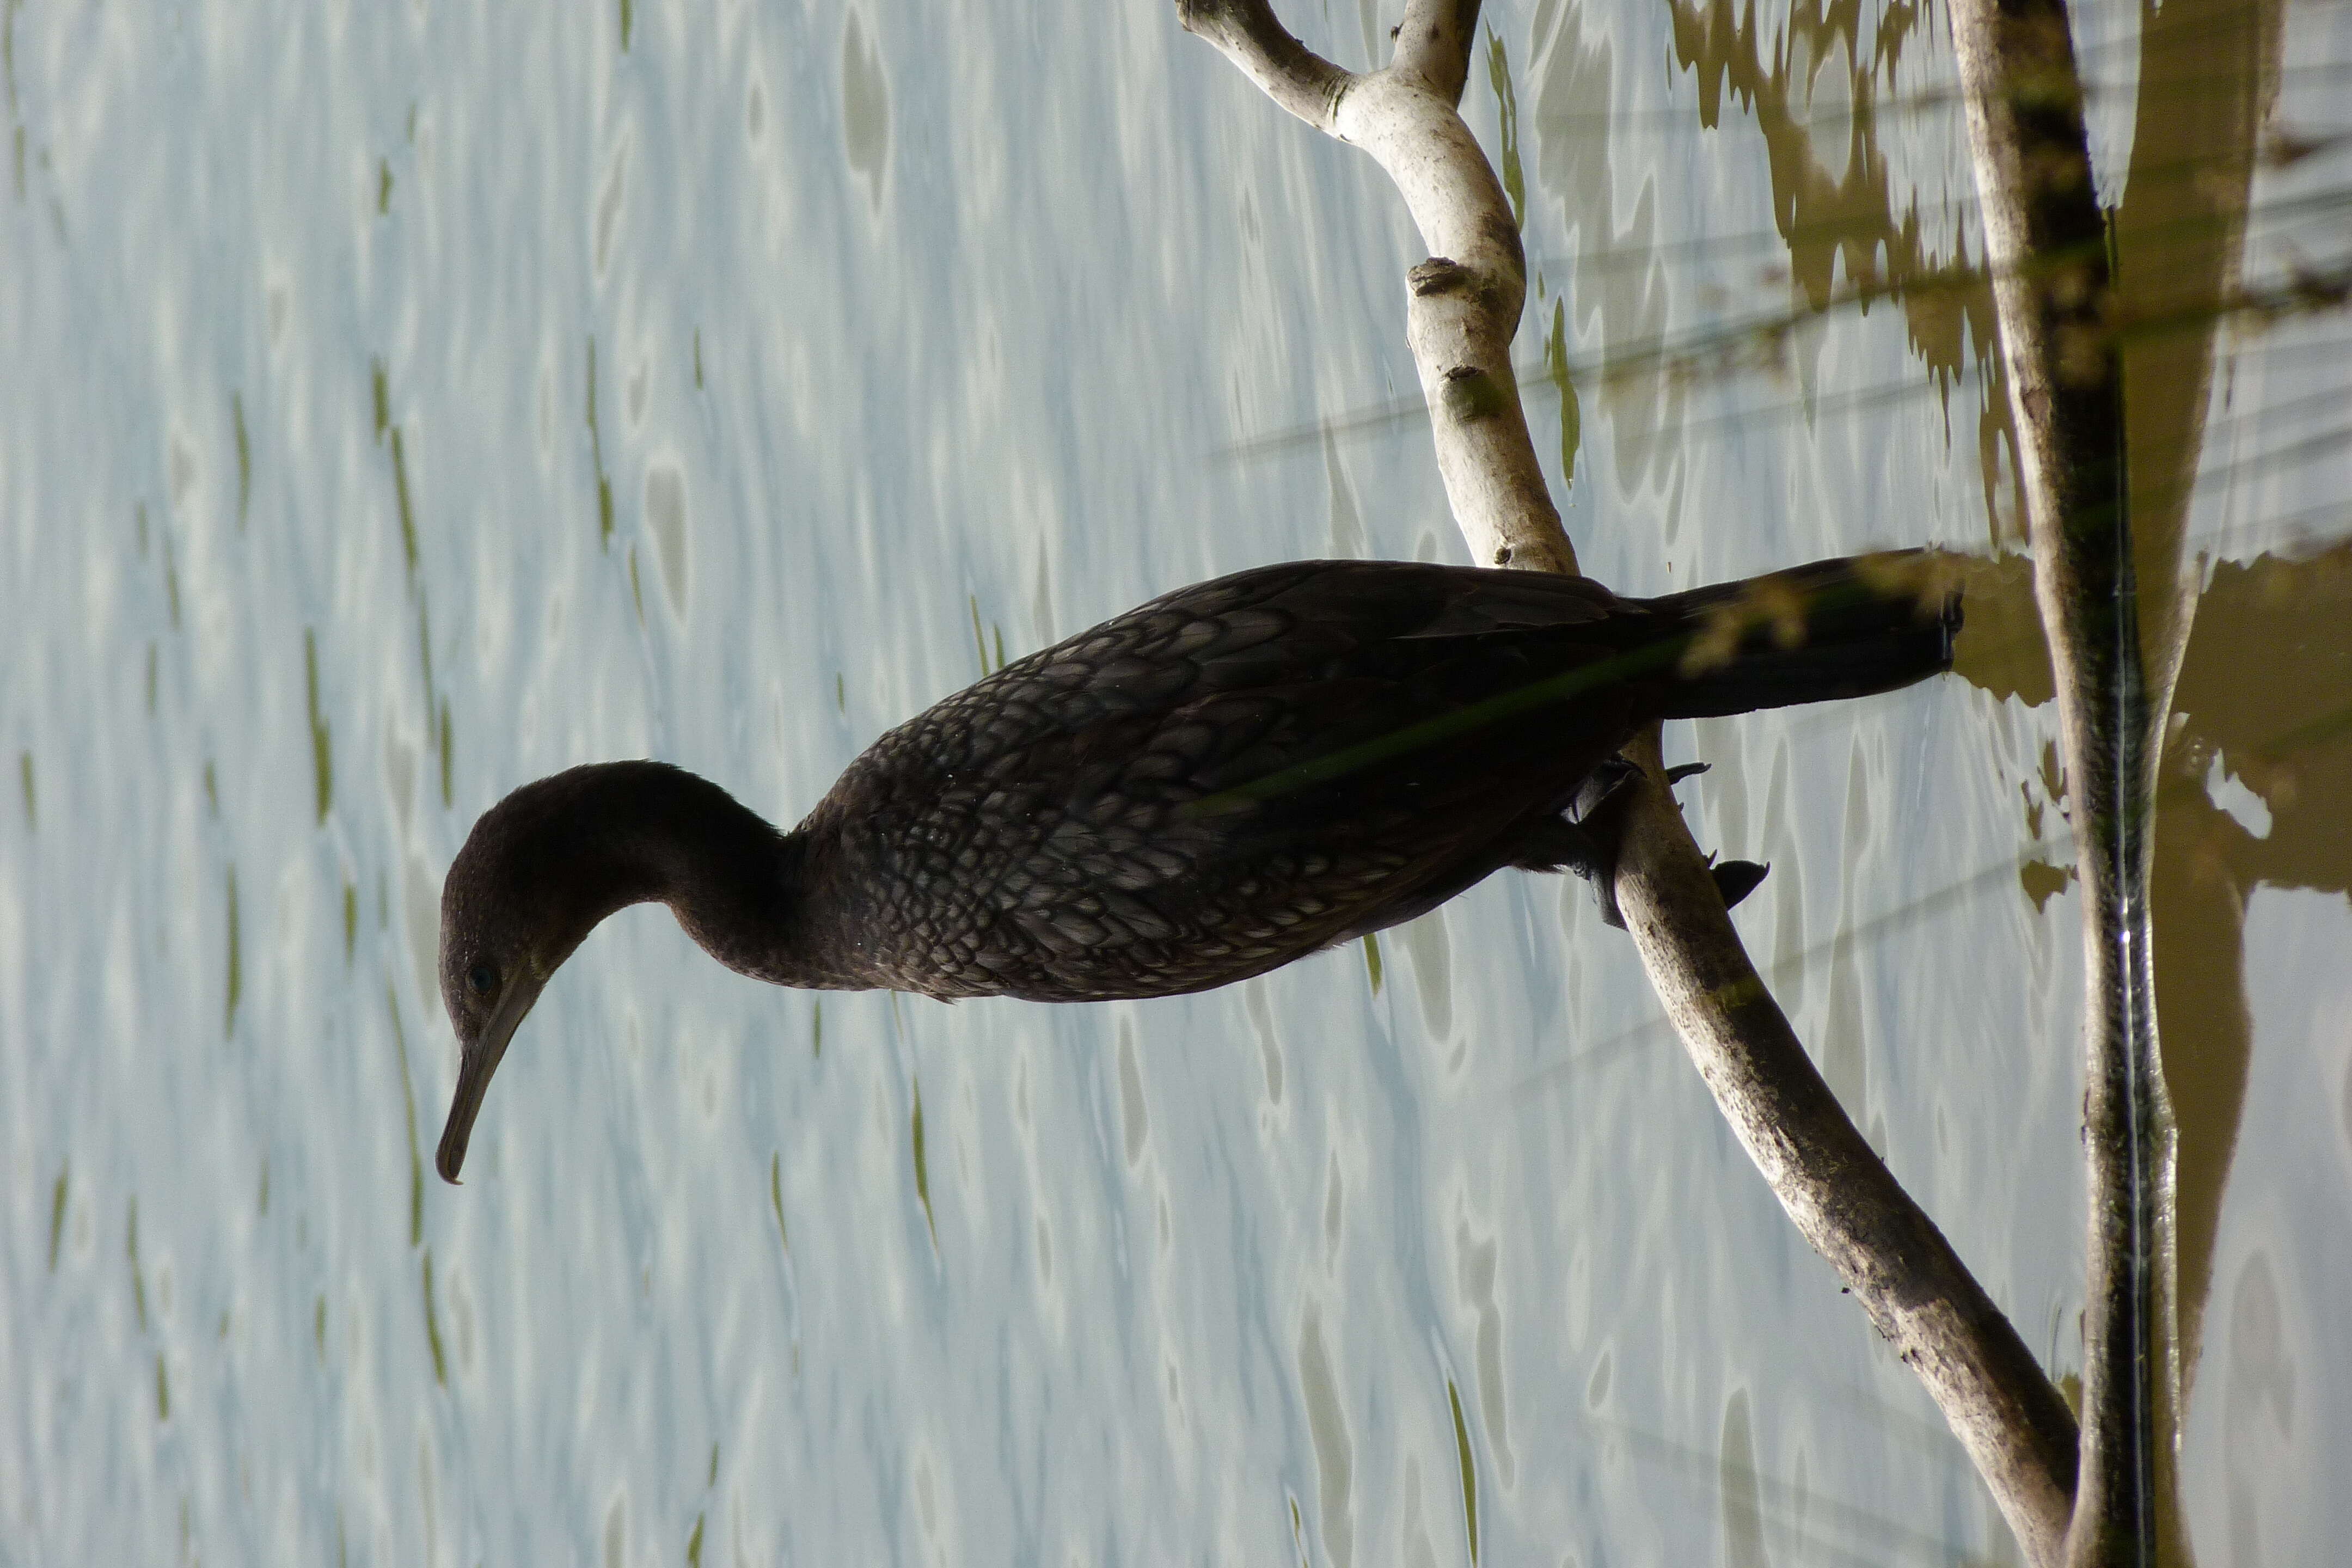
[305,628,332,822]
[841,10,889,204]
[969,595,990,676]
[45,1161,63,1270]
[619,0,633,53]
[421,1247,447,1386]
[770,1150,787,1252]
[587,336,614,547]
[1361,932,1382,996]
[127,1197,146,1328]
[155,1352,168,1420]
[203,760,217,814]
[685,1514,703,1568]
[343,881,357,963]
[376,158,391,216]
[372,354,448,801]
[812,999,822,1058]
[389,988,424,1247]
[629,546,645,624]
[1542,297,1579,492]
[1718,1389,1766,1568]
[693,328,703,390]
[1485,30,1525,232]
[390,427,418,577]
[911,1074,936,1252]
[315,1294,326,1363]
[1448,1376,1479,1564]
[16,749,28,828]
[1604,1411,1984,1560]
[416,595,437,722]
[232,391,249,529]
[145,643,156,714]
[162,523,180,627]
[223,867,240,1038]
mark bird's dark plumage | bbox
[434,553,1959,1180]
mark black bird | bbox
[434,552,1959,1181]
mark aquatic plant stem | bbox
[1947,2,2179,1562]
[1177,1,2079,1559]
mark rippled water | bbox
[5,1,2346,1563]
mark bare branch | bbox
[1389,0,1483,102]
[1175,1,1352,131]
[1180,0,1572,574]
[1613,729,2079,1564]
[1181,2,2080,1559]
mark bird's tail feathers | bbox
[1648,551,1963,719]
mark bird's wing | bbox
[805,561,1666,997]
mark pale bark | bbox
[1179,0,1574,575]
[1176,2,2079,1561]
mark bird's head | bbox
[433,766,666,1183]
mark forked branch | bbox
[1179,0,1574,576]
[1177,2,2080,1561]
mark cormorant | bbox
[435,552,1959,1181]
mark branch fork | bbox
[1181,0,1572,575]
[1175,2,2131,1562]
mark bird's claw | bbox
[1557,758,1768,927]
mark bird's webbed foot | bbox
[1510,758,1642,926]
[1665,763,1770,912]
[1512,758,1769,928]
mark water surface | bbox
[4,1,2346,1562]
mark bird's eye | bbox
[468,963,497,996]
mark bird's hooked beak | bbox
[435,976,544,1184]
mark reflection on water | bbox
[842,8,891,210]
[3,0,2346,1560]
[1719,1387,1768,1568]
[1532,0,1689,497]
[2222,1250,2292,1565]
[1663,0,1998,393]
[1527,0,2344,1551]
[2161,542,2352,1402]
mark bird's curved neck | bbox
[518,761,852,990]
